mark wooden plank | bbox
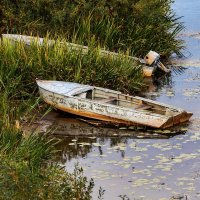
[97,97,117,103]
[94,92,118,99]
[135,105,152,110]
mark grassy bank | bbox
[0,125,94,200]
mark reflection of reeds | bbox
[171,65,186,75]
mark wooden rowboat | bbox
[36,80,192,129]
[2,34,170,77]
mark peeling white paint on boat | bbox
[36,80,192,129]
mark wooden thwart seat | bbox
[135,104,152,110]
[97,97,117,103]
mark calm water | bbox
[46,1,200,199]
[173,0,200,32]
[172,0,200,66]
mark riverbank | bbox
[0,0,188,199]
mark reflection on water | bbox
[54,133,185,164]
[55,137,131,163]
[28,111,184,139]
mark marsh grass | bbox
[0,37,144,98]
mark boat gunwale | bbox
[36,80,185,113]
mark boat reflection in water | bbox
[23,111,188,162]
[25,111,186,138]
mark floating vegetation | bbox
[78,142,91,146]
[68,143,76,146]
[183,87,200,99]
[92,143,105,147]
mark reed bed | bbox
[0,37,144,100]
[1,0,184,57]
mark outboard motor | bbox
[144,51,171,73]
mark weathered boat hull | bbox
[36,80,192,129]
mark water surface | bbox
[171,0,200,67]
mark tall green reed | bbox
[0,36,144,97]
[1,0,184,57]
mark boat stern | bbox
[160,111,193,129]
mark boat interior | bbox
[74,87,178,116]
